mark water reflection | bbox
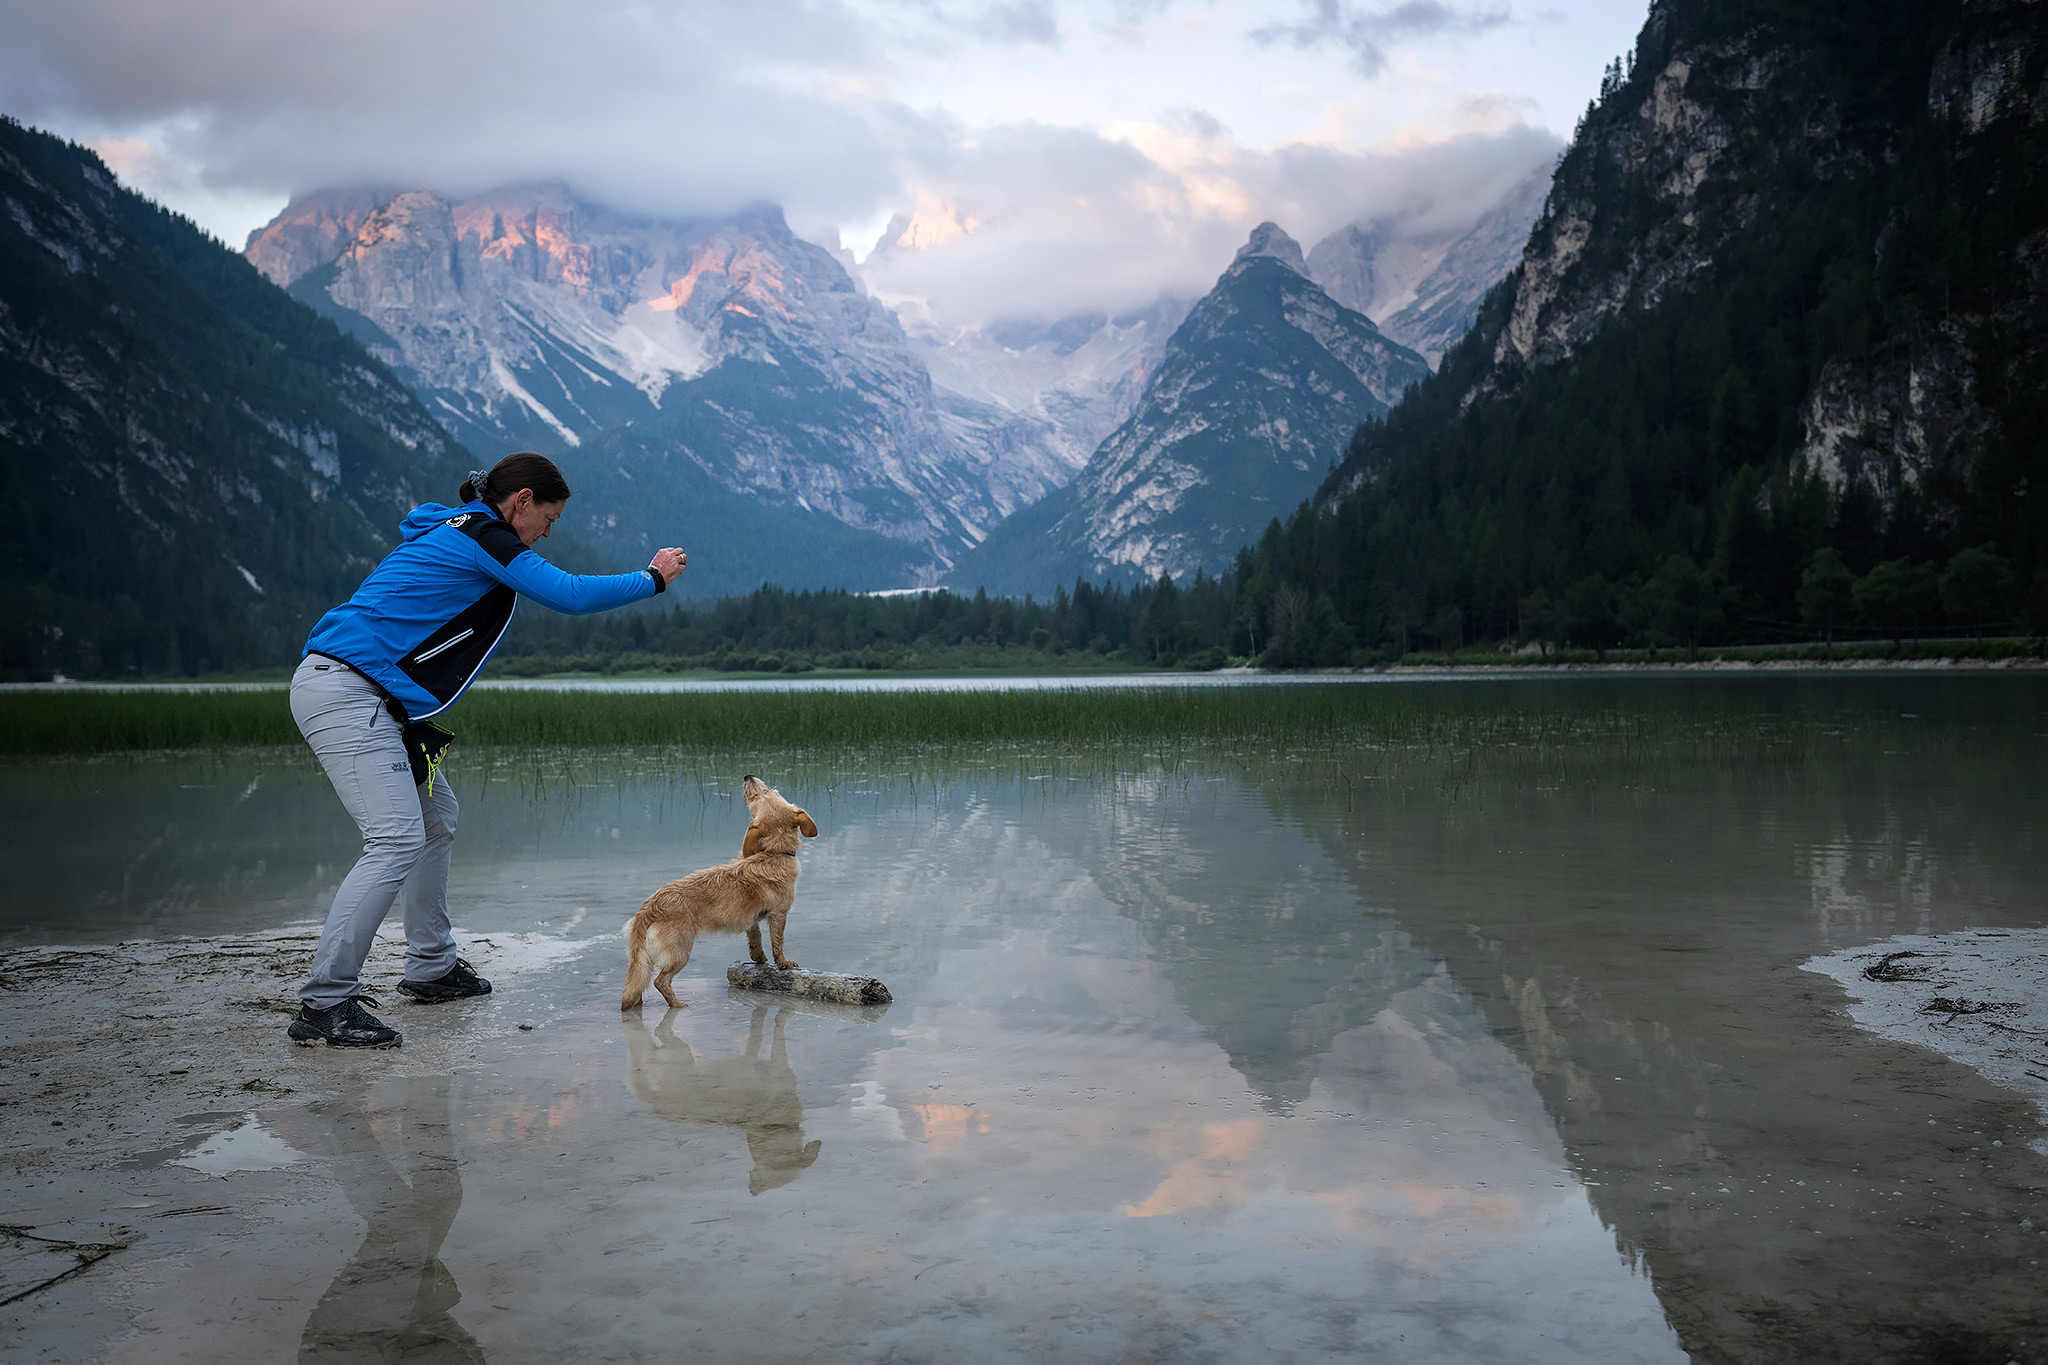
[9,676,2046,1361]
[623,1005,822,1194]
[1253,755,2048,1363]
[278,1075,485,1364]
[0,762,351,942]
[822,782,1687,1361]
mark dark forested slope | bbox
[0,118,471,678]
[1234,0,2048,659]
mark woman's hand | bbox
[650,547,687,586]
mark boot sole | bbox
[395,983,492,1004]
[288,1027,403,1048]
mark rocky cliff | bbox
[243,186,389,293]
[1786,0,2048,520]
[1262,0,2048,654]
[947,224,1430,595]
[0,118,469,678]
[1480,0,2046,467]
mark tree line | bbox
[495,531,2039,676]
[493,571,1246,673]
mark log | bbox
[726,961,892,1006]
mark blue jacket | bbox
[305,501,660,719]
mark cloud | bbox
[864,0,1064,51]
[0,0,1563,324]
[0,0,909,221]
[862,115,1558,324]
[1252,0,1514,77]
[975,0,1063,44]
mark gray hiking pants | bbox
[290,655,459,1008]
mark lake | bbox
[2,673,2044,1363]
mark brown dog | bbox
[621,775,818,1009]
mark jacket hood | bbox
[400,500,495,544]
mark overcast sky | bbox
[0,0,1649,325]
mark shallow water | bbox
[4,674,2047,1362]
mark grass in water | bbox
[1,690,303,753]
[3,684,1422,752]
[0,680,1834,755]
[5,677,2041,803]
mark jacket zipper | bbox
[412,627,475,664]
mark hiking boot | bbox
[396,956,492,1003]
[288,996,402,1048]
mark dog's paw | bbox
[774,959,799,971]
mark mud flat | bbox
[1804,928,2048,1153]
[0,928,587,1359]
[0,926,583,1178]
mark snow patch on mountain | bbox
[1307,163,1553,367]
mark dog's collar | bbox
[756,850,797,858]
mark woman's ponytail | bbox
[457,452,571,509]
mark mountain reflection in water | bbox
[1241,708,2048,1365]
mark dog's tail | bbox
[621,914,654,1010]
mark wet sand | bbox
[0,926,580,1358]
[1805,929,2048,1154]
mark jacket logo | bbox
[446,514,473,528]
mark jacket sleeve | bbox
[486,547,659,615]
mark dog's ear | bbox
[742,824,763,858]
[795,810,818,839]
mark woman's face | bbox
[503,491,566,547]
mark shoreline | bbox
[4,653,2047,692]
[1803,929,2048,1156]
[0,926,592,1174]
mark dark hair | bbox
[458,452,572,508]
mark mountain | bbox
[243,186,390,292]
[0,118,470,680]
[898,297,1189,487]
[247,187,1103,592]
[1236,0,2048,657]
[1306,163,1553,368]
[944,224,1431,596]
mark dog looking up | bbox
[622,775,818,1010]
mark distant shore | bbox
[5,641,2047,692]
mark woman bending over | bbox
[288,451,685,1048]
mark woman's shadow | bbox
[622,1004,822,1194]
[277,1072,486,1364]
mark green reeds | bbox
[5,675,2037,765]
[7,683,1427,753]
[0,689,300,753]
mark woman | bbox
[288,451,685,1048]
